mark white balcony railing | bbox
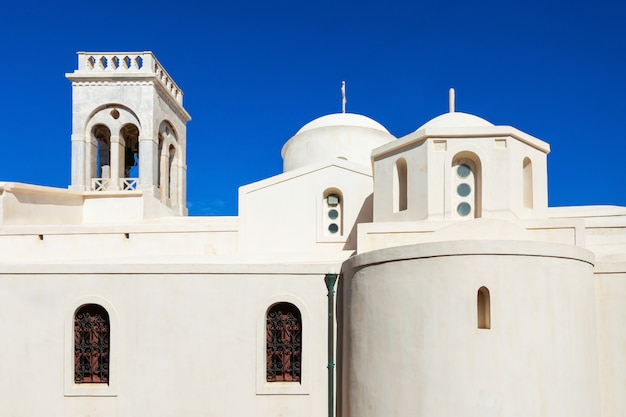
[91,178,138,192]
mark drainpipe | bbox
[325,273,339,417]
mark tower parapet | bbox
[73,52,184,104]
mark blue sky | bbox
[2,0,625,215]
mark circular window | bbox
[328,223,339,234]
[457,202,471,216]
[457,183,471,197]
[457,164,471,178]
[328,209,339,220]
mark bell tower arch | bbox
[66,52,191,215]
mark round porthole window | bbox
[457,164,471,178]
[328,223,339,234]
[457,183,471,197]
[457,202,471,216]
[328,209,339,220]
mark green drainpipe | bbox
[325,273,339,417]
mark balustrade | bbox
[91,178,138,192]
[77,52,183,104]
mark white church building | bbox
[0,52,624,417]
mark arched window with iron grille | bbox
[266,303,302,382]
[74,304,110,384]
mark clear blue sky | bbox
[2,0,625,215]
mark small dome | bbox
[417,112,494,130]
[296,113,390,134]
[282,112,395,173]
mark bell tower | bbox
[66,52,191,215]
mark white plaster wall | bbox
[595,267,626,417]
[373,140,428,222]
[505,139,549,218]
[342,240,600,417]
[70,83,156,145]
[0,183,84,225]
[357,217,586,254]
[82,193,145,223]
[239,161,373,255]
[0,183,180,225]
[69,78,188,151]
[0,265,332,417]
[0,220,239,262]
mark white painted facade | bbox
[0,52,624,417]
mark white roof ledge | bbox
[372,125,550,159]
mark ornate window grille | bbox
[266,303,302,382]
[74,304,110,383]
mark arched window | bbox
[158,122,178,207]
[323,188,343,237]
[74,304,110,383]
[393,158,408,212]
[477,287,491,329]
[120,123,139,179]
[92,125,111,180]
[523,157,533,209]
[266,303,302,382]
[452,153,482,219]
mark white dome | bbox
[417,112,494,130]
[296,113,390,134]
[282,113,395,173]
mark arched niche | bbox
[452,151,482,219]
[158,121,180,208]
[523,157,533,209]
[393,158,408,212]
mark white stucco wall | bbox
[239,161,374,256]
[594,265,626,417]
[342,240,599,417]
[0,183,84,225]
[0,264,335,417]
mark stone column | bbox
[99,142,110,179]
[170,150,179,210]
[70,134,87,191]
[138,136,158,196]
[109,135,121,191]
[179,163,187,215]
[159,143,169,204]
